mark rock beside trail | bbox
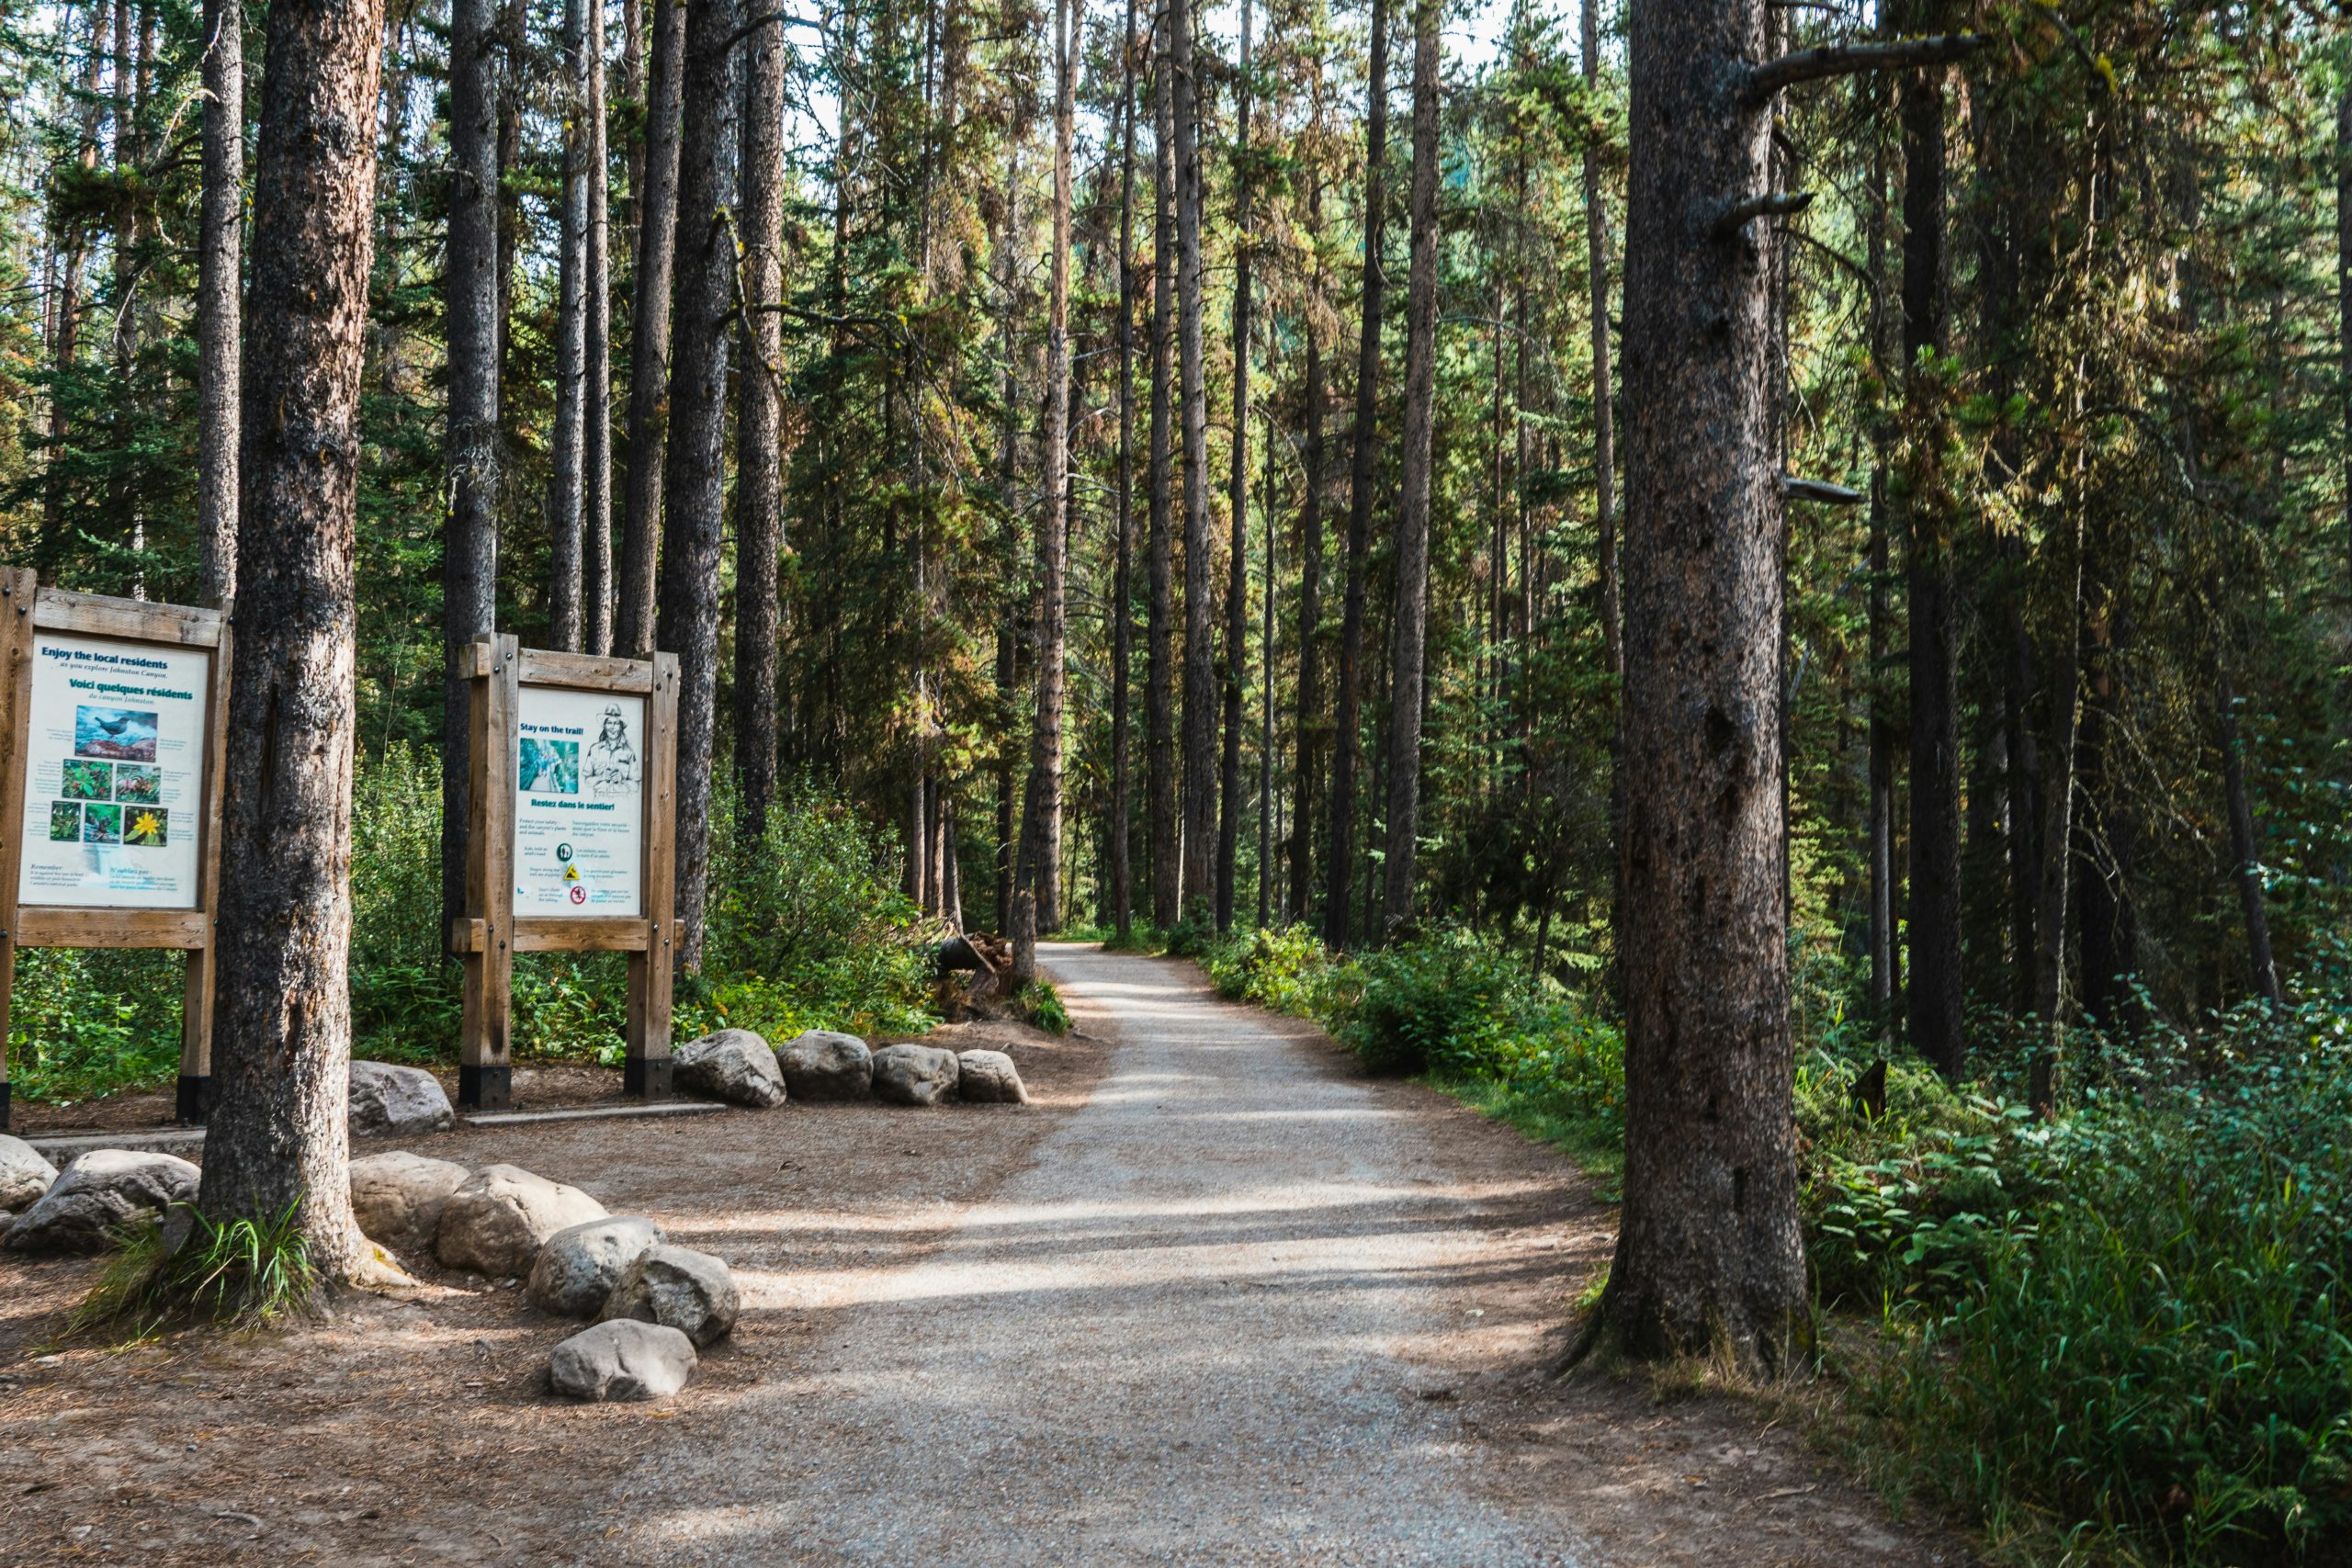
[776,1030,873,1101]
[955,1050,1030,1104]
[0,1134,58,1212]
[871,1043,960,1108]
[600,1244,740,1348]
[348,1060,457,1137]
[3,1149,198,1254]
[349,1151,471,1253]
[435,1164,606,1277]
[547,1320,696,1403]
[527,1215,664,1318]
[672,1029,786,1108]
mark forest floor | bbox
[0,945,1968,1566]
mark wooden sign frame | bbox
[448,636,678,1110]
[0,570,233,1133]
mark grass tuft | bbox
[71,1201,321,1341]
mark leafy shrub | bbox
[6,946,183,1102]
[1343,926,1536,1075]
[1014,980,1069,1036]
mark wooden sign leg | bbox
[459,635,516,1111]
[177,943,215,1124]
[0,568,36,1132]
[625,651,679,1100]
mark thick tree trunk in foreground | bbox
[196,0,242,606]
[1173,0,1216,916]
[1594,0,1808,1375]
[198,0,384,1280]
[1383,0,1440,936]
[1018,0,1079,930]
[442,0,501,949]
[1108,0,1139,942]
[1901,39,1964,1080]
[734,6,785,840]
[617,0,684,659]
[1326,0,1389,949]
[1147,28,1179,930]
[654,0,740,971]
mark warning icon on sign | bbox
[563,863,582,882]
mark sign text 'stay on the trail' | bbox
[514,684,645,918]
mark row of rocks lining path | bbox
[0,945,1961,1566]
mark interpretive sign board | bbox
[0,571,232,1131]
[452,637,677,1111]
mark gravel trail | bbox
[635,943,1601,1565]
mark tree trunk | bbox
[1173,0,1215,916]
[1216,0,1254,933]
[734,6,785,841]
[1582,0,1619,688]
[1900,30,1964,1080]
[2213,664,2282,1009]
[1018,0,1079,933]
[1383,0,1439,936]
[1326,0,1389,950]
[617,0,684,659]
[442,0,502,949]
[197,0,243,606]
[1287,123,1327,925]
[583,0,614,654]
[1147,25,1179,929]
[653,0,740,972]
[1591,0,1808,1376]
[1864,96,1895,1041]
[548,0,592,651]
[198,0,385,1281]
[1109,0,1139,943]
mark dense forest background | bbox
[5,0,2352,1552]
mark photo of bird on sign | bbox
[74,705,158,762]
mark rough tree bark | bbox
[1018,0,1080,931]
[1326,0,1390,950]
[582,0,613,654]
[1590,0,1808,1374]
[617,0,684,659]
[442,0,501,950]
[198,0,385,1280]
[1383,0,1440,936]
[653,0,740,971]
[1173,0,1216,916]
[548,0,592,650]
[1147,22,1180,929]
[196,0,242,606]
[734,3,786,841]
[1216,0,1255,933]
[1288,96,1328,923]
[1900,23,1964,1080]
[1109,0,1139,942]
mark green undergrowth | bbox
[1193,918,2352,1566]
[71,1202,319,1340]
[17,747,941,1105]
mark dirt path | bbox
[1,946,1961,1566]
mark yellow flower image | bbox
[125,807,167,848]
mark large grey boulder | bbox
[349,1151,470,1253]
[600,1244,740,1348]
[548,1320,696,1403]
[0,1134,58,1212]
[776,1030,872,1101]
[348,1060,456,1138]
[435,1164,606,1277]
[3,1148,198,1254]
[870,1043,960,1108]
[672,1028,786,1108]
[955,1050,1031,1105]
[526,1215,664,1318]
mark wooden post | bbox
[458,633,517,1109]
[177,602,234,1122]
[627,650,678,1097]
[0,568,37,1132]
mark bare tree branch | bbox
[1745,33,1986,103]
